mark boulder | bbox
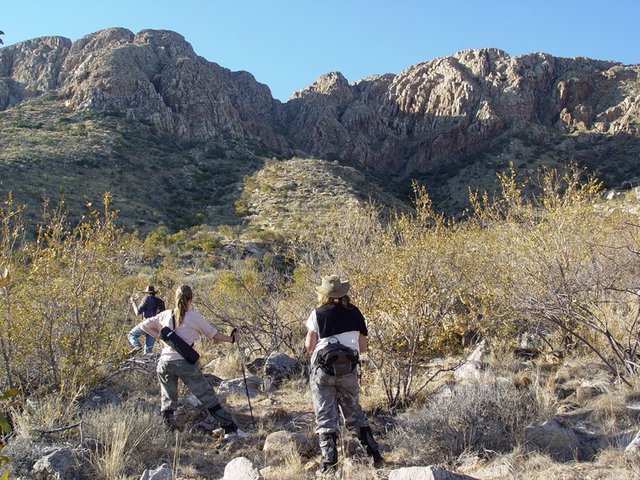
[264,352,301,385]
[388,465,479,480]
[31,447,81,480]
[575,383,606,404]
[222,457,263,480]
[79,386,121,411]
[454,339,489,382]
[218,375,263,398]
[523,416,600,461]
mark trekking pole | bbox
[231,328,256,428]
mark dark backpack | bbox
[160,314,200,364]
[316,338,359,376]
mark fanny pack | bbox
[315,337,359,376]
[160,314,200,364]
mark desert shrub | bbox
[296,196,478,408]
[0,388,19,480]
[0,194,140,391]
[392,377,543,464]
[467,165,640,380]
[201,257,305,357]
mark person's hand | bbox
[230,328,242,344]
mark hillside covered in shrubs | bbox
[1,164,640,479]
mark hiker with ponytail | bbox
[138,284,246,438]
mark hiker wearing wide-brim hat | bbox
[137,284,246,438]
[305,275,383,473]
[127,285,165,354]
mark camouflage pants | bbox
[157,358,222,413]
[310,365,369,434]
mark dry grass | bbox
[262,453,308,480]
[10,384,84,438]
[391,376,545,466]
[82,402,171,480]
[202,347,243,379]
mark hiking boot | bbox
[372,451,384,468]
[318,432,338,473]
[357,426,383,467]
[162,410,176,432]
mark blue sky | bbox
[3,1,639,101]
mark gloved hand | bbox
[230,327,241,344]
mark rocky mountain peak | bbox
[290,71,351,99]
[1,32,639,181]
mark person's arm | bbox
[356,307,369,352]
[130,295,145,316]
[305,330,318,353]
[195,312,239,344]
[213,331,239,344]
[139,315,162,339]
[358,334,368,353]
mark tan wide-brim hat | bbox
[315,275,350,298]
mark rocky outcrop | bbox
[287,48,640,174]
[0,28,288,150]
[1,29,639,176]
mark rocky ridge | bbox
[1,28,639,181]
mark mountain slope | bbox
[1,28,640,228]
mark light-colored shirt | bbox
[305,309,361,364]
[140,308,218,361]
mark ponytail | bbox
[174,285,193,326]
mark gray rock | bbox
[79,386,121,411]
[139,463,173,480]
[222,457,263,480]
[218,375,262,398]
[31,447,80,480]
[264,352,301,385]
[625,430,640,453]
[454,339,489,383]
[524,416,601,461]
[388,465,479,480]
[575,384,606,404]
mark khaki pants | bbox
[157,358,220,411]
[310,366,369,435]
